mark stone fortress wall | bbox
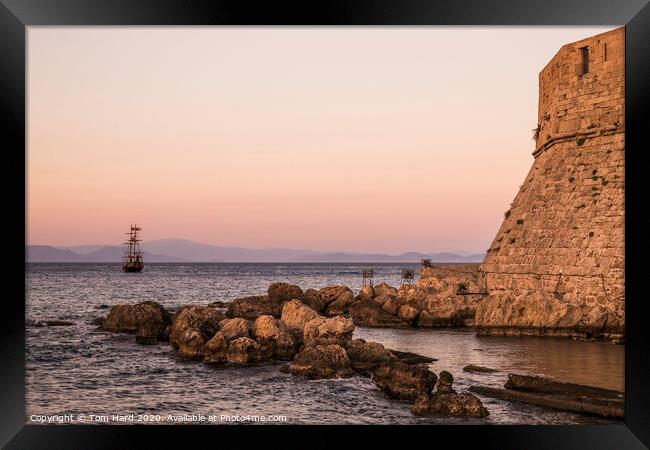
[473,27,625,341]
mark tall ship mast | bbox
[122,224,144,273]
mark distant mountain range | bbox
[26,239,485,263]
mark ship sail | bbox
[122,225,144,273]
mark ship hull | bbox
[122,263,144,273]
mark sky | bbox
[27,26,617,254]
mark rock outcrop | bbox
[302,288,326,314]
[280,299,320,343]
[348,298,410,328]
[344,339,397,372]
[251,315,296,360]
[227,295,284,320]
[303,315,355,347]
[411,369,489,417]
[169,305,226,359]
[101,301,171,344]
[267,282,303,303]
[287,344,354,379]
[373,361,438,400]
[320,286,355,316]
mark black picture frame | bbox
[3,1,649,448]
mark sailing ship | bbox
[122,225,144,272]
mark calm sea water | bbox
[25,263,624,425]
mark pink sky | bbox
[27,26,616,253]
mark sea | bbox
[25,263,624,425]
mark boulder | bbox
[463,365,498,374]
[101,301,171,345]
[252,315,296,360]
[226,337,263,365]
[303,316,354,347]
[268,282,303,303]
[319,286,354,306]
[203,331,229,364]
[416,292,477,327]
[436,370,456,393]
[374,294,393,306]
[218,318,252,341]
[176,329,206,360]
[287,344,353,379]
[397,304,420,323]
[411,392,489,418]
[169,305,225,348]
[324,290,355,316]
[374,282,398,298]
[358,285,375,301]
[302,288,326,313]
[227,295,284,320]
[280,299,320,342]
[344,339,397,372]
[398,285,427,305]
[381,297,402,316]
[390,350,437,365]
[373,361,438,400]
[348,299,410,328]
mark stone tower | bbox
[475,28,625,341]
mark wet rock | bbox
[373,361,438,400]
[218,318,252,341]
[436,370,456,393]
[227,295,284,320]
[412,392,489,418]
[397,305,420,323]
[348,299,410,328]
[359,285,375,301]
[252,315,296,360]
[344,339,397,372]
[468,384,623,419]
[503,374,623,400]
[203,331,229,364]
[43,320,74,327]
[389,350,437,365]
[280,299,320,342]
[463,365,498,374]
[303,315,354,347]
[101,301,171,345]
[226,337,263,365]
[302,288,326,313]
[374,282,398,298]
[288,344,353,379]
[268,282,303,303]
[209,301,229,309]
[97,304,110,309]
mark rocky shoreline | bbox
[99,282,490,419]
[97,279,625,420]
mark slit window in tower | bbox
[580,46,589,74]
[604,43,608,61]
